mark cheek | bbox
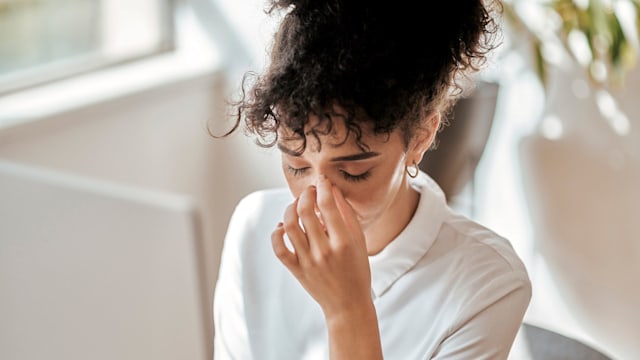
[346,184,387,208]
[341,169,403,214]
[284,173,304,199]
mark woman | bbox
[213,0,531,359]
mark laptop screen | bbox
[0,160,210,360]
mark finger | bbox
[283,200,310,262]
[271,222,299,270]
[332,185,365,245]
[297,185,330,255]
[315,175,349,240]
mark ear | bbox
[407,112,441,166]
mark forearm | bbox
[325,301,383,360]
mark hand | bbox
[271,175,373,319]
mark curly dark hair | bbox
[223,0,502,154]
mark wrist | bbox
[324,299,378,329]
[324,300,383,359]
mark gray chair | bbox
[519,323,613,360]
[418,80,499,215]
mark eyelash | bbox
[341,170,371,183]
[287,166,308,177]
[286,166,371,183]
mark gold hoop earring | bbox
[406,161,420,178]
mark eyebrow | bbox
[330,152,380,162]
[277,143,380,162]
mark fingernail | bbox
[276,222,283,228]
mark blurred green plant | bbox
[503,0,640,90]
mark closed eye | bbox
[340,170,371,183]
[286,165,372,182]
[286,165,309,177]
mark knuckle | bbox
[298,208,316,221]
[272,244,289,259]
[296,194,313,214]
[284,204,297,219]
[282,205,298,229]
[319,247,333,259]
[282,220,297,233]
[310,255,327,269]
[331,241,349,254]
[311,247,331,264]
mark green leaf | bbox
[533,39,547,91]
[503,0,640,96]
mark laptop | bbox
[0,160,210,360]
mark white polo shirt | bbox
[213,172,531,359]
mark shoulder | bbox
[232,187,293,219]
[409,172,531,299]
[422,221,532,358]
[235,187,292,208]
[441,214,529,280]
[431,215,532,320]
[412,172,530,288]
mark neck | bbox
[364,177,420,255]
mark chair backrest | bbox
[0,160,210,360]
[419,80,500,203]
[515,323,613,360]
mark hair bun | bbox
[270,0,314,10]
[269,0,345,14]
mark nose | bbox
[313,173,347,200]
[299,173,325,193]
[287,166,344,199]
[298,172,332,194]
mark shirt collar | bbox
[368,172,449,298]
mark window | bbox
[0,0,175,95]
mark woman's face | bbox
[278,115,425,232]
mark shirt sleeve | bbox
[432,275,532,360]
[213,197,255,360]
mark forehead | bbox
[278,113,390,155]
